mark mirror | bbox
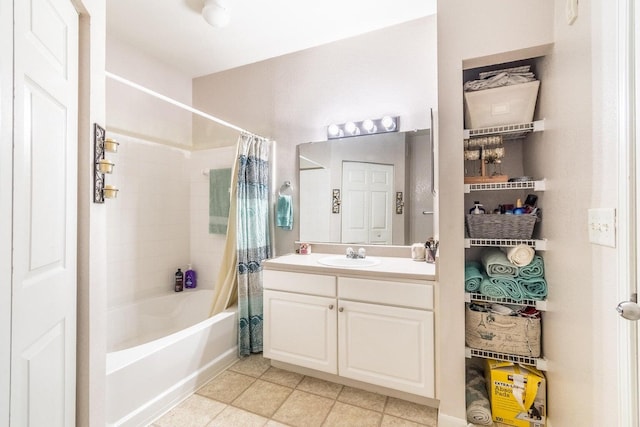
[298,129,434,246]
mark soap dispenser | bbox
[469,201,486,214]
[185,264,197,289]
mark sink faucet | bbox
[346,247,366,259]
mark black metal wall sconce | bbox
[332,189,341,214]
[93,123,119,203]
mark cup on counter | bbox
[411,243,426,261]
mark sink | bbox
[317,255,381,268]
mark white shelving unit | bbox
[463,120,548,370]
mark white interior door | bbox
[341,162,393,244]
[10,0,79,425]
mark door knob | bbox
[617,301,640,321]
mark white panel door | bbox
[338,300,434,397]
[11,0,78,425]
[264,290,338,374]
[342,162,393,244]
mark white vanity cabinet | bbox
[263,266,435,398]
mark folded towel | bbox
[276,194,293,230]
[466,361,493,425]
[517,277,548,300]
[482,248,519,278]
[506,244,535,267]
[488,276,525,301]
[465,262,485,292]
[479,277,509,299]
[519,255,545,278]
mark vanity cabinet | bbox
[263,268,435,398]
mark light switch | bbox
[588,208,616,247]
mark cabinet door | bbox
[338,300,434,397]
[264,290,337,374]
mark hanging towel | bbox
[465,262,485,292]
[506,244,536,267]
[519,255,545,279]
[481,248,519,278]
[209,168,232,234]
[517,277,548,300]
[466,360,493,425]
[276,194,293,230]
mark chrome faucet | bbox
[346,247,366,259]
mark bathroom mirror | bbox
[298,129,434,246]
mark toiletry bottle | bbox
[185,264,197,289]
[469,201,486,214]
[175,268,184,292]
[513,198,524,215]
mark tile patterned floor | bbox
[151,354,438,427]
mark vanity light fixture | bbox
[327,116,399,140]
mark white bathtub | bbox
[106,290,238,426]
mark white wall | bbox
[106,35,193,147]
[436,1,554,421]
[193,16,438,255]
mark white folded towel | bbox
[506,245,535,267]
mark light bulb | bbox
[344,121,358,135]
[362,119,376,133]
[328,124,341,137]
[203,0,231,28]
[381,116,396,131]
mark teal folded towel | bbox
[276,194,293,230]
[465,262,484,292]
[519,255,545,278]
[488,276,525,301]
[479,277,509,299]
[517,277,548,300]
[481,248,519,278]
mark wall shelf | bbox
[465,179,546,193]
[464,119,545,140]
[465,347,548,371]
[465,238,547,250]
[465,292,547,311]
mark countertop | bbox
[263,253,437,281]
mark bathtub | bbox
[106,290,238,427]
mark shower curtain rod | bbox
[105,71,267,140]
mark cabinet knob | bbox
[339,307,344,312]
[329,304,334,310]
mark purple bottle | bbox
[185,264,197,289]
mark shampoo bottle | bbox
[185,264,197,289]
[174,268,184,292]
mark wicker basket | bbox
[465,305,541,357]
[466,214,537,239]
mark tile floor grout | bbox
[151,353,438,427]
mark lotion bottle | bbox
[469,201,486,214]
[185,264,197,289]
[175,268,184,292]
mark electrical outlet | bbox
[588,208,616,247]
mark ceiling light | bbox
[203,0,231,28]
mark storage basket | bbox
[464,80,540,129]
[466,214,537,239]
[465,305,541,357]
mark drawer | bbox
[263,270,336,297]
[338,277,433,310]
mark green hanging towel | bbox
[209,168,232,234]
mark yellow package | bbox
[484,359,546,427]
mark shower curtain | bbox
[210,133,271,356]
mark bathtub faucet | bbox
[346,247,366,259]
